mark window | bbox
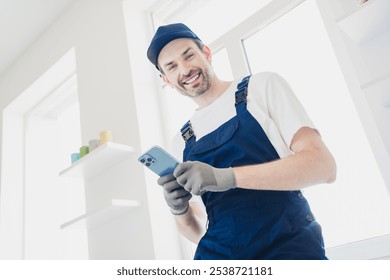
[243,0,390,247]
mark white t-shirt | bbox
[169,71,316,162]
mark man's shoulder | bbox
[248,72,289,96]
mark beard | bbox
[176,67,213,98]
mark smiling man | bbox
[147,23,336,260]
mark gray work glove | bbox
[157,174,192,215]
[173,161,236,195]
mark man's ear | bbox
[161,74,174,88]
[203,45,212,63]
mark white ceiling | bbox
[0,0,79,76]
[0,0,159,77]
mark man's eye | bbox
[168,65,177,71]
[185,54,194,60]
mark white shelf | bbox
[60,199,141,230]
[59,141,134,180]
[336,0,390,43]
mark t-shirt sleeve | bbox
[168,132,185,162]
[264,73,316,149]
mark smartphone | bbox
[138,145,180,177]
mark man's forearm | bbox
[234,147,336,190]
[234,127,337,190]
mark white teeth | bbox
[184,74,200,84]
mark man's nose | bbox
[178,63,192,77]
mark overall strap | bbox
[181,120,195,144]
[235,75,251,114]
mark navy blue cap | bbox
[147,23,201,69]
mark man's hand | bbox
[173,161,236,195]
[157,174,192,215]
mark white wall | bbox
[0,113,24,259]
[0,0,162,259]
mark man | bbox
[147,23,336,260]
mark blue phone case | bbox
[138,146,180,177]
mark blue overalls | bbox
[180,76,327,260]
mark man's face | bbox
[158,38,214,98]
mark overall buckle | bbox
[181,121,195,143]
[235,75,251,105]
[235,87,248,105]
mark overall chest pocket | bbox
[189,117,239,155]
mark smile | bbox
[183,73,201,85]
